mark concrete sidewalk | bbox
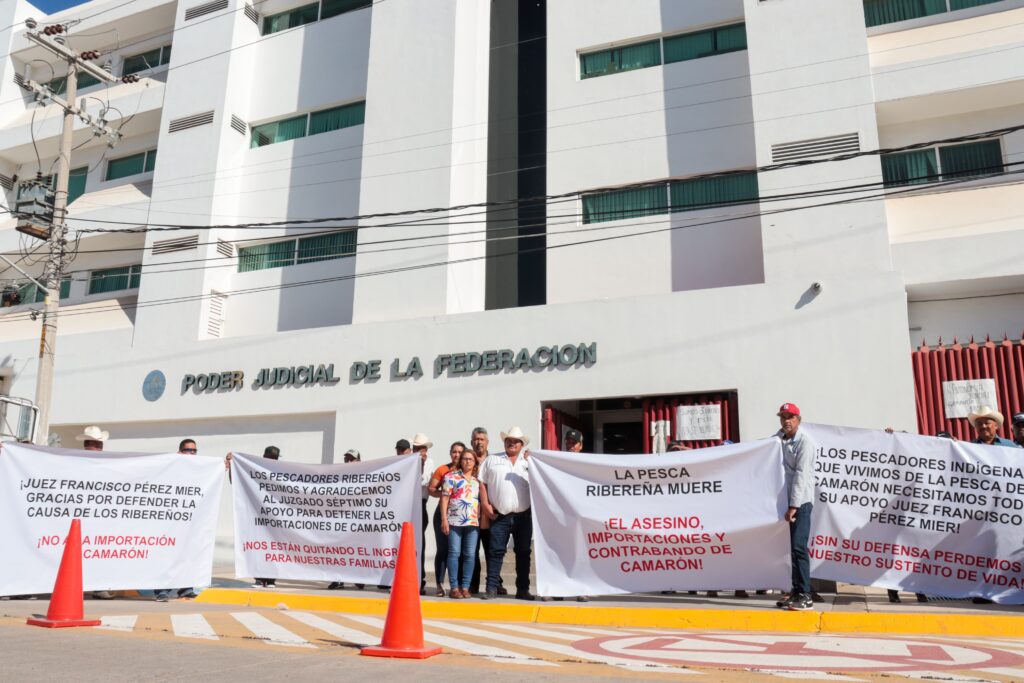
[196,570,1024,638]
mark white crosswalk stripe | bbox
[901,672,996,682]
[230,611,315,648]
[98,615,138,631]
[170,614,218,641]
[765,671,865,681]
[348,615,556,666]
[283,611,373,647]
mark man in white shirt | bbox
[478,427,534,600]
[411,433,435,595]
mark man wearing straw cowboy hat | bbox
[74,426,115,599]
[968,407,1020,449]
[410,433,436,594]
[479,426,535,600]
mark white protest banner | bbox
[804,423,1024,603]
[0,443,224,596]
[231,453,420,583]
[676,404,722,441]
[530,441,790,596]
[942,379,997,419]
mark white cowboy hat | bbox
[500,426,530,447]
[75,425,109,442]
[969,406,1004,428]
[411,433,433,449]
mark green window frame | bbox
[580,40,661,79]
[949,0,1002,8]
[238,231,357,272]
[122,45,172,76]
[670,172,759,212]
[881,139,1002,187]
[88,265,141,295]
[59,278,71,299]
[46,71,101,95]
[252,102,366,148]
[863,0,948,27]
[250,115,308,148]
[16,281,46,304]
[308,101,365,136]
[664,23,747,64]
[262,3,319,34]
[582,185,669,224]
[68,166,87,204]
[105,150,156,180]
[320,0,371,20]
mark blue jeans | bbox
[486,509,532,593]
[790,502,813,594]
[447,525,479,590]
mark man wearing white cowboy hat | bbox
[75,425,109,452]
[410,433,436,593]
[478,426,534,600]
[969,407,1021,449]
[74,426,116,599]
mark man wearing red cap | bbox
[775,403,816,612]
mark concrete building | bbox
[1,0,1022,556]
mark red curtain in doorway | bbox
[643,393,738,452]
[912,336,1024,440]
[541,405,585,450]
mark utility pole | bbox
[17,21,121,444]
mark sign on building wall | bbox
[942,379,997,418]
[676,404,722,441]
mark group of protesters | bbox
[12,402,1024,609]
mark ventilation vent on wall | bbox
[168,111,215,133]
[216,239,234,258]
[13,73,24,88]
[0,174,13,191]
[185,0,229,21]
[207,292,227,338]
[152,235,200,255]
[229,115,247,135]
[771,133,860,163]
[244,3,260,24]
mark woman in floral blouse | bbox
[440,448,481,598]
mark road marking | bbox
[230,611,315,648]
[349,615,556,666]
[979,667,1024,677]
[170,614,218,641]
[284,612,373,647]
[99,615,138,632]
[901,673,995,682]
[428,620,699,674]
[766,672,864,681]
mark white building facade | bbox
[1,0,1022,554]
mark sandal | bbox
[434,585,446,597]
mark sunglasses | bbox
[181,448,197,454]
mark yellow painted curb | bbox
[195,589,1024,638]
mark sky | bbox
[27,0,92,14]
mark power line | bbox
[2,164,1017,324]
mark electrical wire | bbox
[1,163,1018,324]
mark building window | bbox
[123,45,172,75]
[864,0,1003,27]
[88,265,141,295]
[582,185,668,224]
[105,150,157,181]
[250,101,365,148]
[663,23,747,64]
[263,0,369,34]
[881,139,1002,186]
[237,231,356,272]
[263,3,319,34]
[45,71,102,95]
[670,172,759,211]
[580,40,661,79]
[320,0,371,20]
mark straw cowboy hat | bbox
[75,425,109,442]
[969,406,1004,428]
[500,426,530,447]
[411,433,433,449]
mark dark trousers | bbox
[432,504,449,585]
[486,509,532,593]
[790,502,812,595]
[420,499,428,588]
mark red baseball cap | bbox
[777,402,801,417]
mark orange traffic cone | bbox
[360,521,442,659]
[27,519,101,628]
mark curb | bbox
[195,589,1024,638]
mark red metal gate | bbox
[642,392,738,452]
[912,336,1024,440]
